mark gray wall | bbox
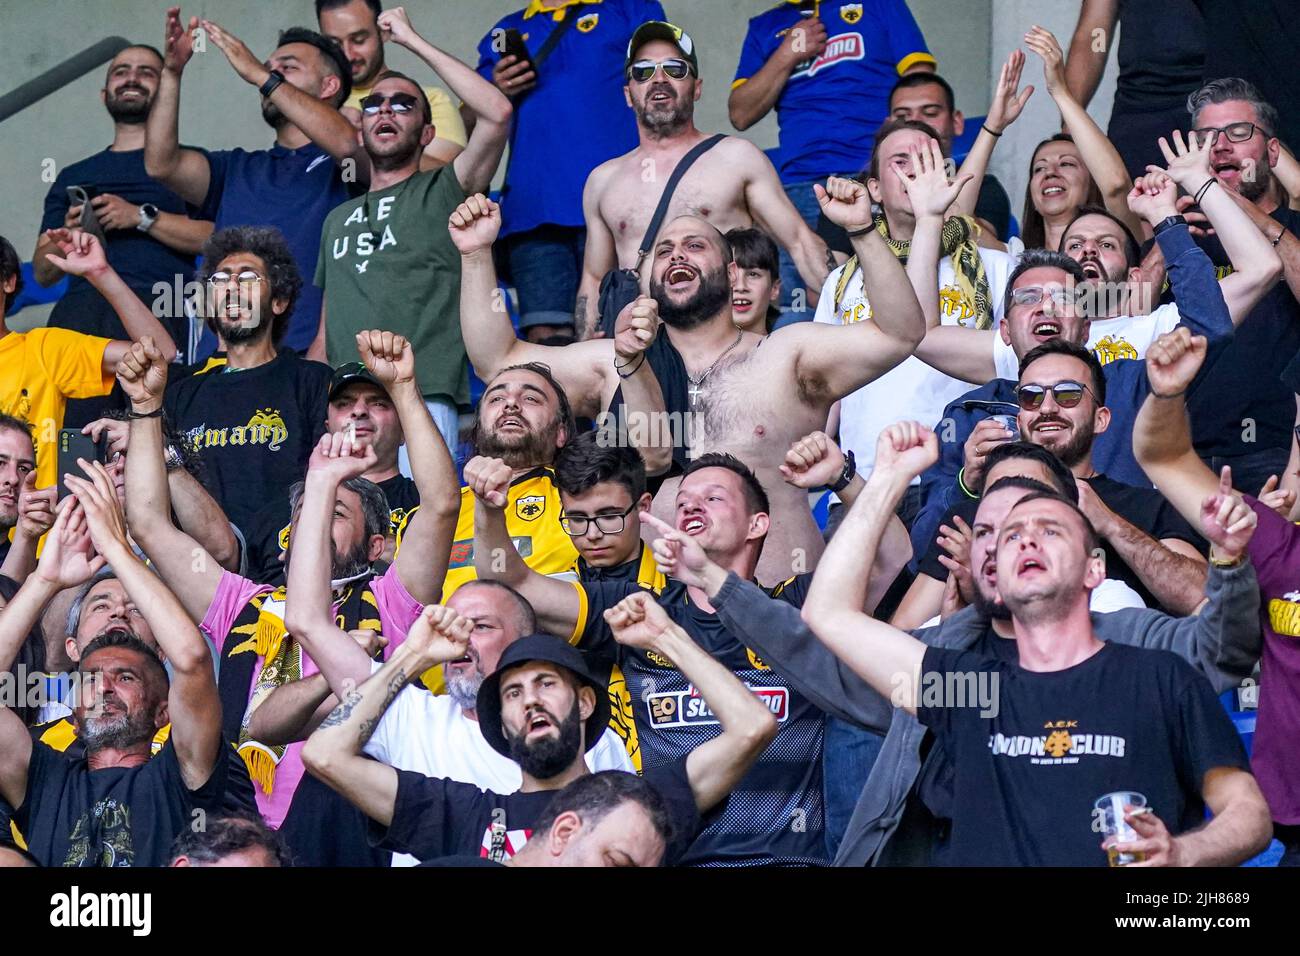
[0,0,1116,328]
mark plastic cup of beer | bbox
[1095,791,1148,866]
[991,414,1020,439]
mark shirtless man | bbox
[576,21,831,339]
[453,164,947,584]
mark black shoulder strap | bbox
[534,10,580,69]
[634,133,727,274]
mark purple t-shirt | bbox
[200,564,421,827]
[1245,497,1300,824]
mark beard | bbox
[506,697,583,779]
[1031,413,1095,469]
[209,291,272,345]
[972,581,1012,621]
[79,701,157,752]
[105,86,152,124]
[363,125,424,172]
[634,83,691,137]
[1236,169,1269,202]
[475,415,564,468]
[331,538,373,581]
[445,666,483,711]
[261,97,287,129]
[650,263,733,330]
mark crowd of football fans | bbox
[0,0,1298,868]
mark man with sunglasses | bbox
[576,20,831,339]
[908,146,1283,566]
[1158,78,1300,499]
[474,0,667,344]
[315,6,512,454]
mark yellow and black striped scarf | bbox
[218,578,384,794]
[834,215,993,329]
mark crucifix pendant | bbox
[688,382,703,405]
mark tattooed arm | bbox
[301,606,472,826]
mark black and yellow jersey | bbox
[420,467,579,694]
[575,542,668,772]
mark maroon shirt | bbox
[1245,497,1300,824]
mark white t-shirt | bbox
[364,662,635,866]
[993,303,1182,379]
[815,246,1015,483]
[918,576,1146,627]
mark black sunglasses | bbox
[628,58,693,83]
[360,92,420,115]
[1014,380,1092,411]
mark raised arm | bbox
[1154,132,1283,324]
[605,592,777,812]
[119,339,224,623]
[68,461,221,790]
[450,194,615,420]
[377,8,511,196]
[200,17,365,174]
[741,141,831,302]
[1133,329,1225,517]
[466,455,582,640]
[145,7,213,205]
[0,472,57,585]
[354,331,459,603]
[784,178,925,398]
[41,231,178,364]
[0,703,32,810]
[282,431,384,698]
[302,604,472,825]
[952,49,1033,222]
[1026,25,1141,237]
[801,423,936,714]
[1063,0,1118,109]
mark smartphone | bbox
[57,429,106,500]
[503,29,534,73]
[798,0,820,16]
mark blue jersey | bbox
[476,0,666,238]
[734,0,934,183]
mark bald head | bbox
[660,215,733,262]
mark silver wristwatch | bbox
[137,203,159,233]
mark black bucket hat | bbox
[476,633,611,760]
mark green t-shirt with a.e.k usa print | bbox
[316,165,469,406]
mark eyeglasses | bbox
[1191,122,1271,145]
[628,58,693,83]
[1014,380,1093,411]
[206,270,265,288]
[1010,285,1076,309]
[560,503,638,536]
[359,92,420,115]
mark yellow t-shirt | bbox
[419,468,578,692]
[344,82,468,147]
[0,328,114,490]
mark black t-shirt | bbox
[1114,0,1205,113]
[577,574,826,867]
[280,767,390,867]
[1184,207,1300,458]
[244,473,420,585]
[371,756,699,864]
[163,351,332,536]
[14,738,235,867]
[917,641,1249,866]
[917,474,1204,610]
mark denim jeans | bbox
[503,224,586,330]
[823,717,885,858]
[774,179,827,330]
[1203,446,1291,498]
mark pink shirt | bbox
[201,564,422,827]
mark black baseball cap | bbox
[625,21,699,76]
[328,362,386,402]
[476,633,611,760]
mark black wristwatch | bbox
[1152,214,1187,237]
[827,449,857,493]
[259,69,286,97]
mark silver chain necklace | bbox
[686,328,744,405]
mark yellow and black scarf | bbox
[217,577,384,794]
[834,214,993,330]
